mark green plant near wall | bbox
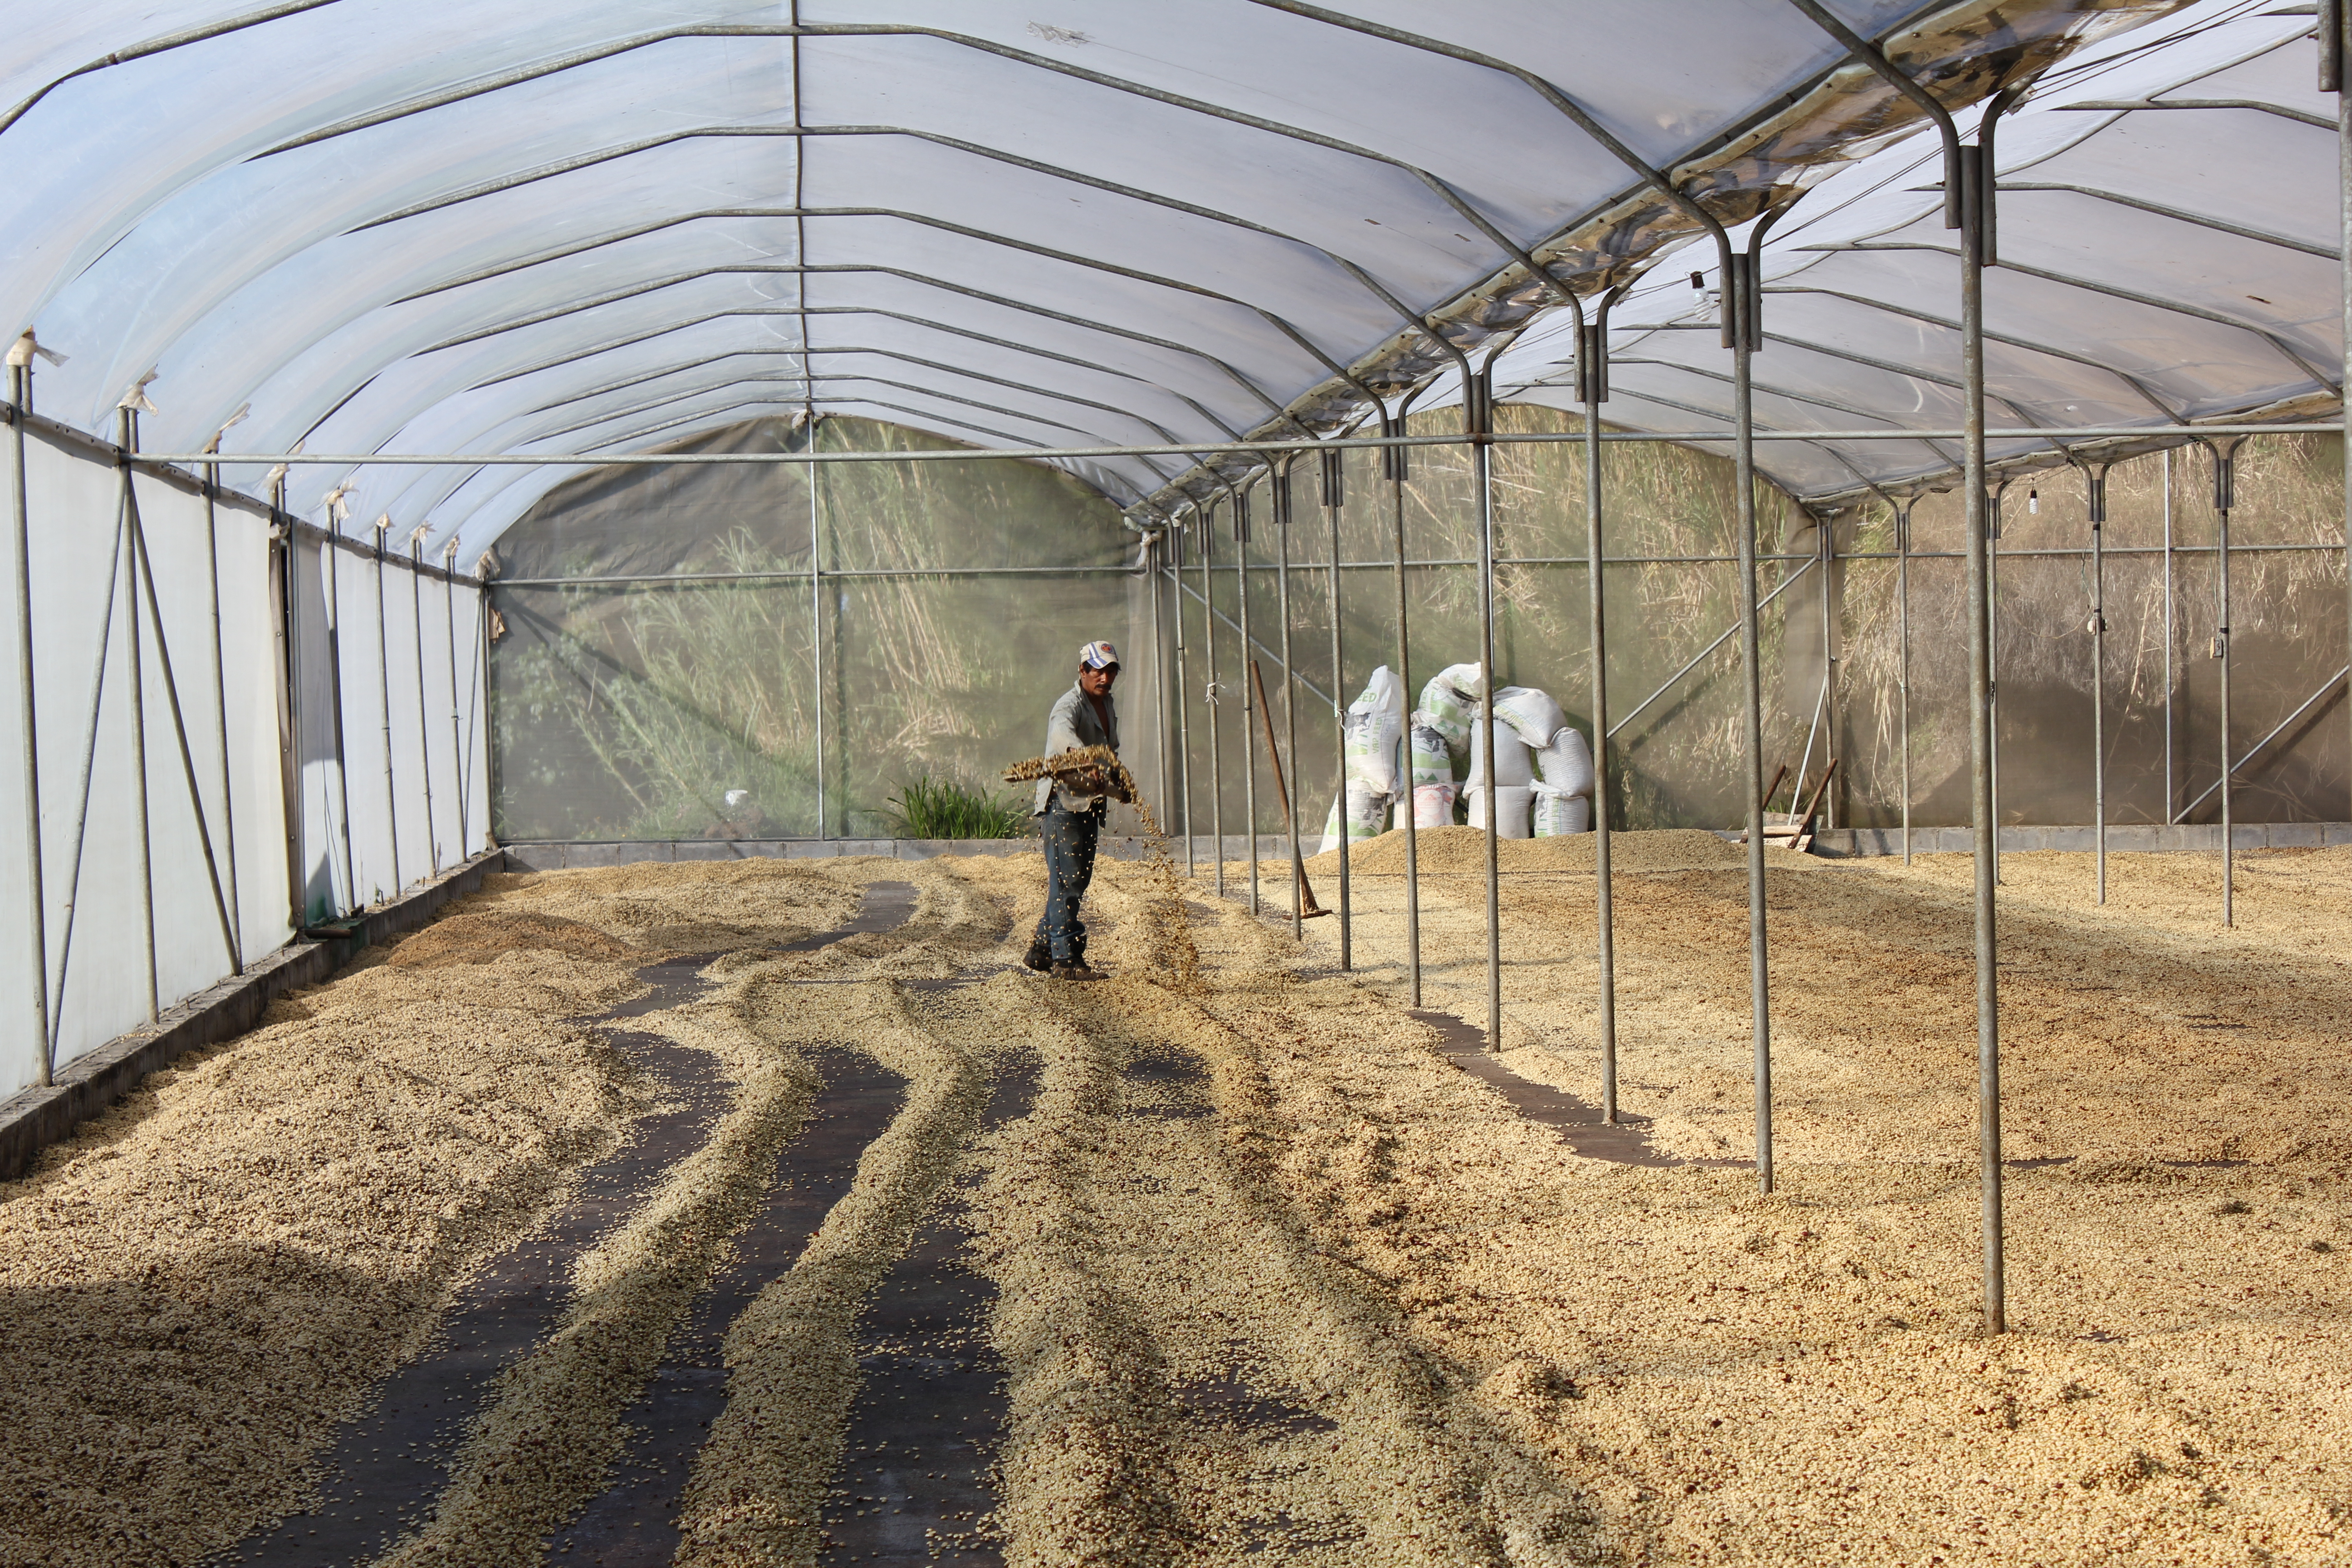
[887,775,1034,839]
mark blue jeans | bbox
[1033,804,1102,963]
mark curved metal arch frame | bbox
[12,5,2313,519]
[1809,239,2342,388]
[1754,284,2196,423]
[509,345,1195,472]
[10,13,1552,514]
[284,305,1261,518]
[402,204,1377,413]
[525,370,1104,450]
[405,262,1313,439]
[388,387,1154,557]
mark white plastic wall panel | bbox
[0,427,295,1094]
[0,422,487,1095]
[310,537,485,909]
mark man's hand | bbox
[1060,764,1131,802]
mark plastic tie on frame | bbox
[8,331,67,370]
[116,367,159,414]
[264,437,305,489]
[204,403,250,455]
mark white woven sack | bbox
[1411,782,1456,828]
[1464,783,1534,838]
[1408,721,1453,788]
[1462,715,1533,788]
[1531,787,1592,836]
[1491,686,1568,751]
[1534,725,1595,797]
[1416,674,1476,754]
[1343,665,1406,794]
[1321,782,1392,851]
[1431,662,1486,704]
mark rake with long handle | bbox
[1250,659,1328,920]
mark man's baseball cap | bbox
[1078,639,1121,670]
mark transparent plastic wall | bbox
[0,415,489,1098]
[1162,402,1812,844]
[1832,435,2349,830]
[1161,410,2348,844]
[487,416,1152,842]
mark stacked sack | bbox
[1462,710,1535,836]
[1421,675,1599,837]
[1489,685,1596,837]
[1408,719,1455,828]
[1532,729,1595,835]
[1320,666,1405,851]
[1411,664,1483,828]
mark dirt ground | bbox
[0,834,2345,1566]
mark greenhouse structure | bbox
[4,2,2351,1564]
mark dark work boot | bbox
[1022,940,1053,973]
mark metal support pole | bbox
[1274,465,1305,938]
[323,518,357,911]
[1960,142,2005,1336]
[1732,323,1771,1188]
[444,551,470,855]
[201,460,243,964]
[1151,532,1170,840]
[7,357,49,1083]
[1173,519,1195,876]
[372,521,402,897]
[2332,4,2352,828]
[810,415,826,840]
[1581,302,1621,1122]
[1202,499,1225,896]
[2213,443,2239,927]
[45,494,128,1071]
[1898,500,1913,866]
[475,581,492,844]
[119,411,157,1021]
[2087,468,2108,903]
[1472,365,1503,1052]
[1235,483,1260,914]
[1322,448,1351,969]
[2164,449,2177,820]
[274,493,304,930]
[411,538,440,876]
[1783,10,2008,1321]
[1380,426,1416,1001]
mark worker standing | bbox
[1025,640,1123,979]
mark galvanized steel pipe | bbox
[7,361,49,1083]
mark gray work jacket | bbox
[1034,681,1120,814]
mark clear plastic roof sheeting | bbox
[1,0,2288,556]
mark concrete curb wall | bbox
[0,848,509,1183]
[501,834,1299,871]
[1801,823,2352,857]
